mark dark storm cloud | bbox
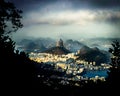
[70,0,120,8]
[89,0,120,8]
[95,10,120,24]
[7,0,120,39]
[8,0,56,12]
[7,0,120,26]
[9,0,120,11]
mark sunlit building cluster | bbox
[29,39,111,83]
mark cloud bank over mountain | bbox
[9,0,120,40]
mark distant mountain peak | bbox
[56,38,64,47]
[43,39,71,55]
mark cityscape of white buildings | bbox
[28,39,111,86]
[29,52,110,85]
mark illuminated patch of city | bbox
[29,52,110,83]
[29,39,111,85]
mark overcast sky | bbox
[8,0,120,40]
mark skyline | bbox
[8,0,120,40]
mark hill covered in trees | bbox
[77,45,110,65]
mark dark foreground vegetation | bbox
[1,0,120,95]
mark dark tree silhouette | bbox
[0,0,23,35]
[0,0,36,93]
[109,40,120,68]
[0,0,23,65]
[0,0,23,57]
[106,40,120,89]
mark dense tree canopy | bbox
[109,40,120,68]
[0,0,23,56]
[0,0,23,36]
[106,40,120,89]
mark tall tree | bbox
[0,1,37,93]
[0,0,23,55]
